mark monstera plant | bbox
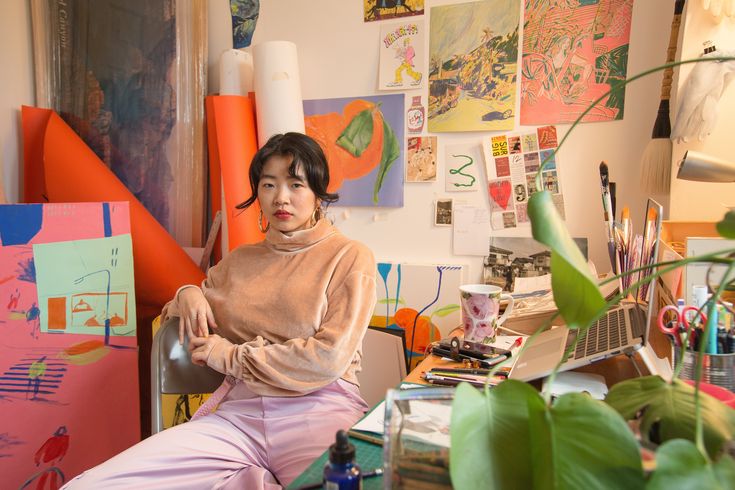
[449,58,735,490]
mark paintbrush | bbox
[640,0,685,194]
[599,162,617,272]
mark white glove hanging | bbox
[671,49,735,143]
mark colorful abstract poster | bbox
[379,20,425,90]
[304,94,405,207]
[0,202,139,489]
[230,0,259,48]
[428,0,520,132]
[483,126,565,229]
[34,235,136,337]
[364,0,424,22]
[406,136,437,182]
[445,142,483,192]
[372,263,464,369]
[520,0,633,124]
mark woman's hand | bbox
[188,334,233,372]
[177,287,218,345]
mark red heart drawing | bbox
[489,180,511,210]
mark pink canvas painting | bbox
[520,0,633,124]
[0,202,139,489]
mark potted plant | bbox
[449,58,735,489]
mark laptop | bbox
[509,199,670,382]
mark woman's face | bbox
[257,154,318,234]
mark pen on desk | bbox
[294,468,384,490]
[599,162,617,273]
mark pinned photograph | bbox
[435,199,453,226]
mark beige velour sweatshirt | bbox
[168,219,376,397]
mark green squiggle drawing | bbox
[449,154,476,187]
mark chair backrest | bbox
[150,317,225,434]
[357,327,408,407]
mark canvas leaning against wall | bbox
[372,263,464,369]
[520,0,634,124]
[0,202,139,489]
[428,0,520,133]
[304,94,405,207]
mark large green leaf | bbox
[450,380,541,490]
[336,108,373,157]
[527,392,645,490]
[606,376,735,458]
[528,191,606,329]
[647,439,735,490]
[372,116,399,204]
[717,211,735,239]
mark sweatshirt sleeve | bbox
[206,244,377,396]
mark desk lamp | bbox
[676,150,735,182]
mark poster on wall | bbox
[428,0,520,133]
[304,94,405,207]
[372,263,464,369]
[483,125,566,229]
[0,202,139,489]
[379,20,425,90]
[230,0,260,48]
[520,0,633,124]
[406,136,437,182]
[444,142,483,192]
[364,0,424,22]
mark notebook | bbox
[509,199,664,382]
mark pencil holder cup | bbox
[459,284,514,346]
[674,350,735,392]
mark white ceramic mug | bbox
[460,284,514,345]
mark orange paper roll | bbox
[22,106,205,307]
[21,106,52,203]
[205,94,263,252]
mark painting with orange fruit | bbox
[372,263,464,369]
[304,94,404,207]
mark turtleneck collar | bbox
[264,218,336,252]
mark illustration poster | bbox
[364,0,424,22]
[428,0,520,132]
[406,136,437,182]
[379,20,425,90]
[445,142,483,192]
[520,0,633,124]
[304,94,405,207]
[0,202,139,489]
[483,125,565,229]
[372,263,464,369]
[230,0,259,48]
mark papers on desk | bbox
[352,400,386,435]
[353,399,451,448]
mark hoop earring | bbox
[258,210,270,233]
[311,206,322,225]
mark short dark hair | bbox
[236,132,339,209]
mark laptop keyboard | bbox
[574,308,625,359]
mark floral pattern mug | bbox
[460,284,514,345]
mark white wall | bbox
[0,0,35,203]
[208,0,673,281]
[669,4,735,221]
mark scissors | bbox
[657,305,706,348]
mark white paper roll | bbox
[219,49,254,96]
[252,41,305,146]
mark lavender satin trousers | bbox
[62,379,368,489]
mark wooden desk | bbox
[406,323,673,387]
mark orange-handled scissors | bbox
[656,305,706,347]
